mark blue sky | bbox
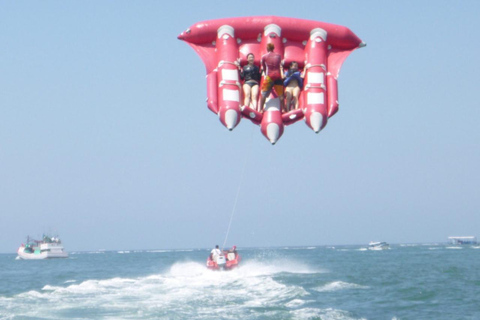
[1,1,479,253]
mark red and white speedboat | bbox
[207,248,241,271]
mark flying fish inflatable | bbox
[178,16,365,144]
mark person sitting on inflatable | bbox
[239,53,261,112]
[284,61,305,111]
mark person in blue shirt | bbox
[283,61,305,111]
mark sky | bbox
[1,1,479,253]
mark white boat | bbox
[17,235,68,260]
[448,236,477,245]
[368,241,389,250]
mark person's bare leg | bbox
[293,87,301,109]
[259,95,266,112]
[285,88,293,111]
[251,85,259,111]
[243,84,251,108]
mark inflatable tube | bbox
[302,28,328,133]
[259,23,285,144]
[178,16,365,143]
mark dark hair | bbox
[290,61,298,68]
[247,53,254,59]
[266,43,274,51]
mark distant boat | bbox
[448,236,477,245]
[368,241,389,250]
[17,235,68,260]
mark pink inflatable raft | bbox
[178,16,365,144]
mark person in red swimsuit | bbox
[259,43,285,112]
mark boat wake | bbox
[0,259,351,320]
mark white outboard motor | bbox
[216,255,226,268]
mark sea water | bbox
[1,244,479,319]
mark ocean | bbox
[1,244,479,320]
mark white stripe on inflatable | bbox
[264,97,280,111]
[308,72,324,84]
[264,24,281,37]
[307,92,324,105]
[217,25,234,38]
[223,89,239,102]
[310,28,327,41]
[222,69,239,81]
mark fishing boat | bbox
[368,241,389,250]
[17,235,68,259]
[207,246,241,270]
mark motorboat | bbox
[17,235,68,259]
[368,241,389,250]
[207,247,241,270]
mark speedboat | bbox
[207,248,241,270]
[368,241,389,250]
[17,235,68,259]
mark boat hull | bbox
[17,246,68,260]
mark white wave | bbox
[282,246,316,251]
[165,259,324,283]
[314,281,369,292]
[338,248,367,252]
[242,259,326,275]
[290,307,366,320]
[2,259,326,319]
[471,246,480,249]
[42,285,59,291]
[285,299,308,308]
[146,249,171,253]
[64,280,76,284]
[446,246,462,250]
